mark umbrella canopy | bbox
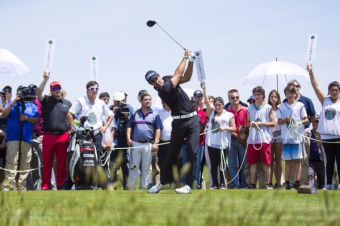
[243,60,309,91]
[0,49,29,78]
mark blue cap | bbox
[247,95,256,103]
[145,70,159,83]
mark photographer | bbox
[1,86,39,191]
[111,103,130,189]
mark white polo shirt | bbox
[69,96,113,130]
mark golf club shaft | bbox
[156,24,186,50]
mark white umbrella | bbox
[243,59,309,91]
[0,49,29,78]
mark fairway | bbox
[1,190,340,226]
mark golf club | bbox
[146,20,186,50]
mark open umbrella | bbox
[0,49,29,78]
[243,59,308,91]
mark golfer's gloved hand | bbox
[200,81,206,89]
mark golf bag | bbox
[68,118,98,189]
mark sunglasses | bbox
[51,87,61,92]
[295,84,301,88]
[230,96,239,100]
[88,87,99,92]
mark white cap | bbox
[113,91,125,101]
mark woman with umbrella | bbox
[307,64,340,190]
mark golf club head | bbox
[146,20,157,27]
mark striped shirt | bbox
[127,109,163,142]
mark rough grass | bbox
[1,189,340,226]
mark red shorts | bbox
[247,143,272,166]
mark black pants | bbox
[309,160,325,189]
[161,115,200,187]
[322,139,340,185]
[110,148,129,189]
[158,141,171,184]
[208,146,228,187]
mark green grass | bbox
[1,189,340,226]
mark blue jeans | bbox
[228,137,247,188]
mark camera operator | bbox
[111,103,130,189]
[0,86,13,154]
[37,72,73,190]
[0,86,39,191]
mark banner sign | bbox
[306,34,318,64]
[44,39,55,72]
[195,50,206,82]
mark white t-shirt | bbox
[69,96,113,130]
[277,101,307,144]
[247,103,272,144]
[318,96,340,140]
[156,108,173,141]
[205,110,234,149]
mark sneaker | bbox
[209,186,218,190]
[274,183,283,189]
[293,181,300,190]
[175,185,192,194]
[323,184,333,191]
[285,181,291,190]
[265,184,273,190]
[148,183,163,194]
[248,184,256,189]
[2,187,10,192]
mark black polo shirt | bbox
[156,76,194,116]
[41,96,72,133]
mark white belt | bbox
[172,112,197,120]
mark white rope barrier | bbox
[0,166,41,173]
[1,123,339,177]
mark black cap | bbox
[138,90,148,97]
[145,70,159,84]
[247,95,256,103]
[3,85,12,94]
[193,90,203,98]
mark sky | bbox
[1,0,340,112]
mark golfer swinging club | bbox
[147,50,200,194]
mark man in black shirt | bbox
[37,72,73,190]
[147,50,200,194]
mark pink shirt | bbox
[197,109,207,145]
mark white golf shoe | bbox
[175,185,192,194]
[148,183,163,194]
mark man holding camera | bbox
[37,72,73,190]
[111,102,130,189]
[1,86,40,191]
